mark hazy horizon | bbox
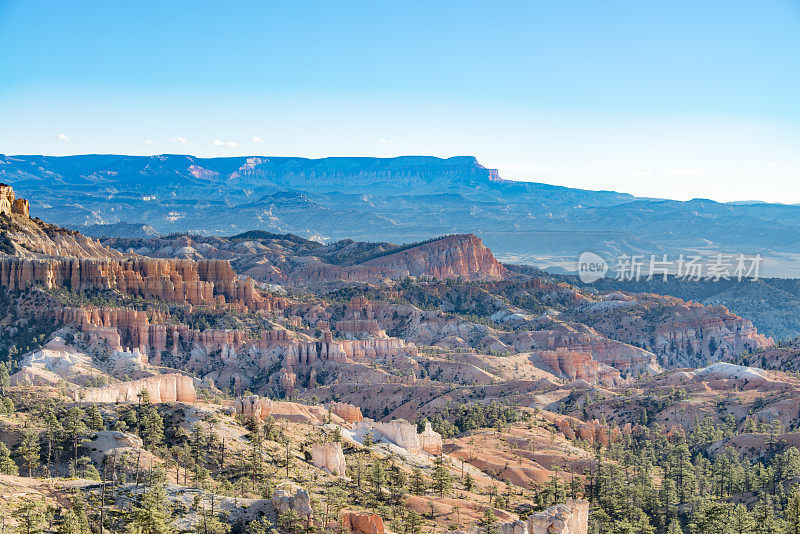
[3,151,798,206]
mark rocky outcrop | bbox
[0,256,270,309]
[234,395,273,419]
[509,326,657,377]
[533,348,622,387]
[585,294,774,365]
[87,431,143,461]
[362,419,422,452]
[459,500,588,534]
[361,234,509,280]
[73,373,196,403]
[311,442,346,476]
[419,421,443,455]
[329,402,363,424]
[342,512,385,534]
[231,395,344,425]
[271,483,312,516]
[553,416,621,447]
[0,184,29,217]
[358,419,442,455]
[527,499,588,534]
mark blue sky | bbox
[1,0,799,202]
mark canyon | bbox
[0,183,792,534]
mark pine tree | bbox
[368,460,385,502]
[57,510,80,534]
[405,511,422,534]
[17,431,41,477]
[62,407,88,475]
[666,518,683,534]
[464,472,475,492]
[41,408,63,477]
[410,468,426,495]
[0,442,18,475]
[387,462,406,504]
[787,488,800,534]
[85,405,104,431]
[14,498,45,534]
[432,454,452,497]
[0,361,10,388]
[481,507,498,534]
[731,503,755,534]
[126,483,173,534]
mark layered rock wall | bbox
[73,373,196,403]
[0,256,271,310]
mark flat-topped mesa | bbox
[72,373,197,403]
[0,184,30,217]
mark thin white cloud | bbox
[250,136,264,143]
[208,139,239,148]
[56,133,69,142]
[141,139,156,146]
[171,137,187,144]
[380,138,390,144]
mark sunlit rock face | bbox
[72,373,197,403]
[311,442,346,476]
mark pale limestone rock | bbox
[361,419,421,452]
[271,483,312,516]
[527,499,589,534]
[73,373,196,403]
[496,520,528,534]
[234,395,272,419]
[419,421,443,455]
[87,431,143,461]
[311,442,346,476]
[0,184,29,217]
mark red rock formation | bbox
[0,256,272,309]
[361,234,509,280]
[535,347,622,386]
[329,402,363,424]
[554,416,621,447]
[342,512,385,534]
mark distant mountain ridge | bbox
[3,153,800,277]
